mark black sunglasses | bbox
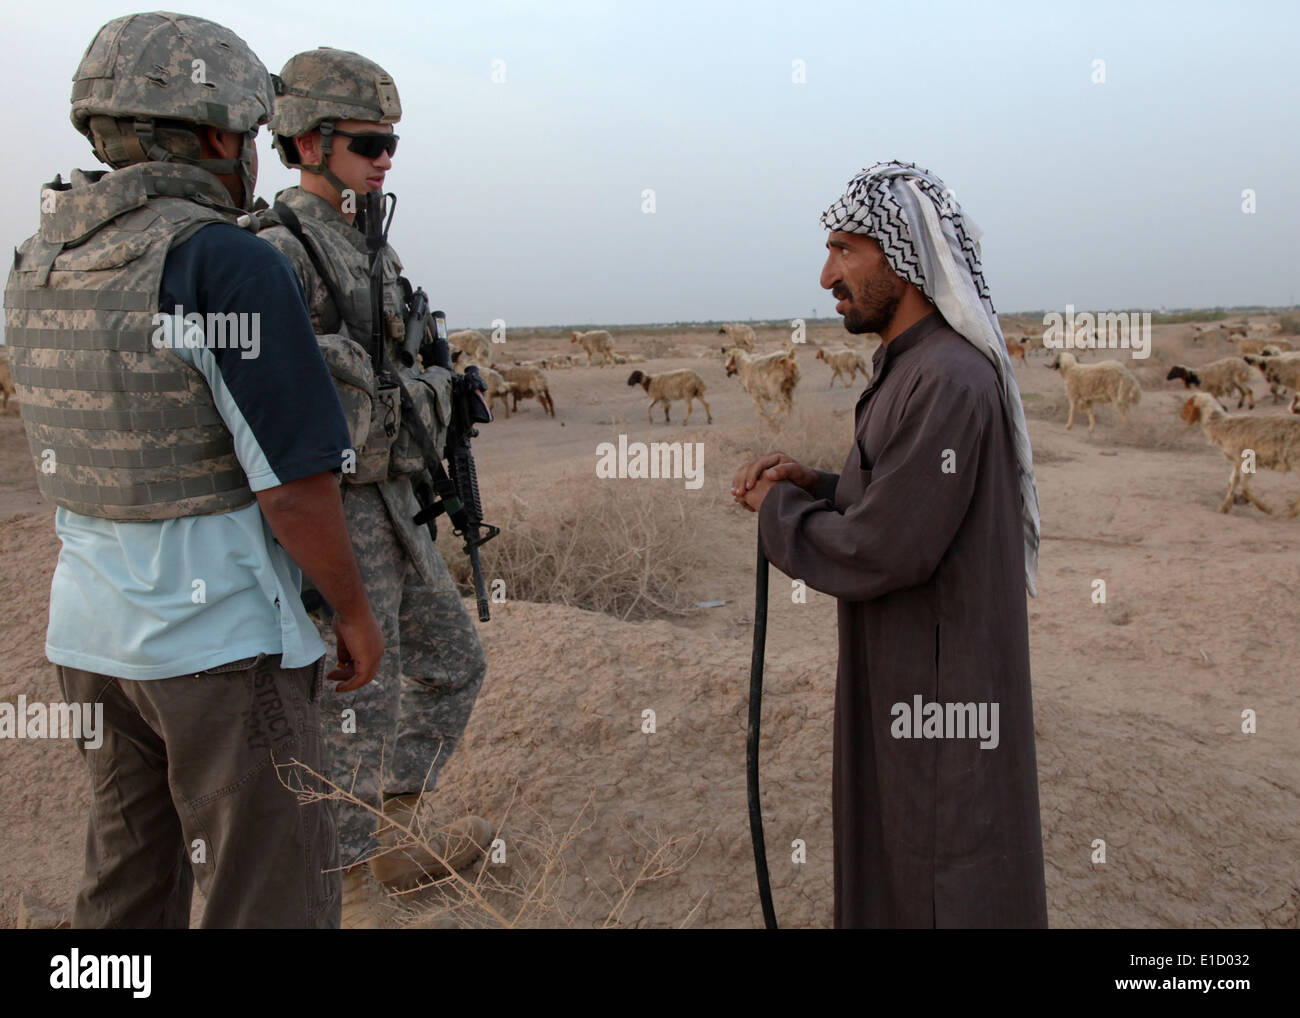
[330,128,399,159]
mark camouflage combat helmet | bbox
[271,48,401,196]
[70,12,274,211]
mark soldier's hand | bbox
[330,608,384,692]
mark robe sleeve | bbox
[759,373,989,601]
[812,470,839,502]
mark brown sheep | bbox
[501,366,555,417]
[627,369,711,425]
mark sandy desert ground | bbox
[0,317,1297,928]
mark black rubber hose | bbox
[747,534,778,929]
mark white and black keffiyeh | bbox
[822,161,1041,596]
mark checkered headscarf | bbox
[822,161,1041,596]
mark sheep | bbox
[1180,392,1300,515]
[501,365,555,417]
[477,366,515,418]
[448,329,493,366]
[1243,351,1300,404]
[717,323,756,352]
[1248,320,1283,336]
[1046,351,1141,431]
[1165,357,1256,409]
[0,352,14,413]
[450,348,484,374]
[570,329,616,367]
[725,347,799,424]
[815,346,871,387]
[1292,392,1300,415]
[1229,335,1294,356]
[1016,330,1048,356]
[1189,323,1228,344]
[627,369,712,425]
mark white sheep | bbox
[1046,351,1141,431]
[1243,351,1300,404]
[570,329,616,367]
[1165,358,1256,409]
[477,366,515,418]
[627,369,712,425]
[725,347,799,425]
[717,323,756,352]
[448,329,493,366]
[814,347,871,388]
[1230,335,1294,357]
[1180,392,1300,515]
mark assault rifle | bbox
[361,190,499,621]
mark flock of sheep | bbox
[445,322,829,428]
[443,314,1300,520]
[2,313,1296,519]
[1023,319,1300,517]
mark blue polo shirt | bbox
[44,222,353,680]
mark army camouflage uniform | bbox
[257,51,487,868]
[5,14,344,927]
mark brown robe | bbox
[759,312,1047,928]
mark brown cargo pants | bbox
[57,653,341,928]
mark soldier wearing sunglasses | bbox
[257,48,491,928]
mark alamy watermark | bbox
[1042,305,1151,359]
[50,950,150,997]
[595,434,704,490]
[151,305,260,360]
[0,696,103,749]
[890,695,999,749]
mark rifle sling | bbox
[272,201,363,338]
[275,202,457,523]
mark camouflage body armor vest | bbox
[256,186,450,486]
[3,162,254,520]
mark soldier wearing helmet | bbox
[256,48,490,928]
[3,14,384,928]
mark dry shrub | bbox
[719,403,853,473]
[1021,390,1072,423]
[1021,388,1196,450]
[282,763,705,929]
[1113,405,1205,451]
[638,337,671,360]
[442,478,706,620]
[403,792,705,929]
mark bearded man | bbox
[733,162,1048,928]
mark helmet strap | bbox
[86,116,256,211]
[311,121,356,205]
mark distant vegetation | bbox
[459,308,1298,336]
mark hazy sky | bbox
[2,0,1297,328]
